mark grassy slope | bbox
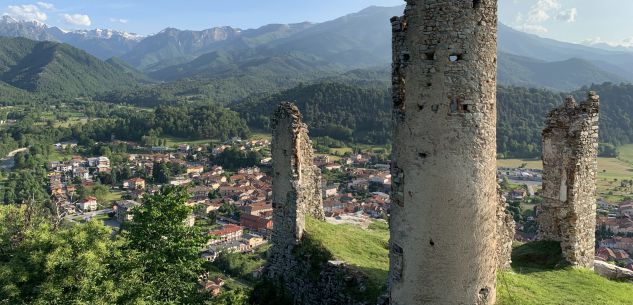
[306,220,633,304]
[304,218,389,299]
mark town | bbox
[43,136,391,283]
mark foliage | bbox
[0,37,144,98]
[212,245,269,281]
[214,148,262,171]
[120,186,208,304]
[231,82,391,144]
[0,204,122,304]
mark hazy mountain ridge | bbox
[0,16,143,59]
[2,6,633,92]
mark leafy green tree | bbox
[120,186,208,304]
[153,162,171,184]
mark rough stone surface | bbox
[269,102,324,271]
[389,1,499,304]
[497,187,515,269]
[594,260,633,282]
[267,102,364,304]
[538,93,600,269]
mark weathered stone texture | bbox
[268,102,324,278]
[538,93,600,269]
[496,188,515,269]
[389,0,499,304]
[266,102,367,304]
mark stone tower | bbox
[538,93,600,269]
[268,102,324,278]
[389,0,499,304]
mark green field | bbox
[307,220,633,304]
[164,136,220,147]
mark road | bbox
[0,147,27,170]
[65,208,113,222]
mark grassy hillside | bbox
[306,219,633,305]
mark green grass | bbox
[305,220,633,304]
[498,154,633,203]
[617,144,633,164]
[102,190,122,203]
[497,159,543,169]
[164,136,219,147]
[497,242,633,305]
[305,217,389,300]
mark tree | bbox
[152,162,171,184]
[120,186,208,304]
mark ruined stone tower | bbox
[268,102,324,278]
[538,92,600,269]
[389,0,499,304]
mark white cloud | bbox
[109,18,128,24]
[36,2,54,10]
[63,13,91,26]
[515,24,549,35]
[556,8,577,23]
[5,4,47,22]
[513,0,579,36]
[583,37,633,48]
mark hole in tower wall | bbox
[424,51,435,60]
[473,0,481,9]
[449,54,463,62]
[431,105,439,113]
[402,53,410,62]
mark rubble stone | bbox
[389,0,500,304]
[538,93,600,269]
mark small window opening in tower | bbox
[424,51,435,60]
[473,0,481,9]
[449,54,463,62]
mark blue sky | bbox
[1,0,632,47]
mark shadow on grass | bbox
[511,240,570,274]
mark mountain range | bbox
[0,6,632,93]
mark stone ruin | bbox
[268,102,324,277]
[389,0,501,304]
[497,188,516,269]
[264,102,368,305]
[538,93,600,269]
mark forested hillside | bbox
[231,82,391,144]
[229,81,633,158]
[0,37,146,97]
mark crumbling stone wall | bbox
[497,188,515,269]
[389,0,499,304]
[268,102,324,278]
[538,93,600,269]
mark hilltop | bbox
[304,219,633,305]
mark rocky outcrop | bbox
[538,93,600,269]
[594,260,633,282]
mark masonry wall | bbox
[497,188,515,269]
[539,93,600,269]
[389,0,499,304]
[268,102,324,278]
